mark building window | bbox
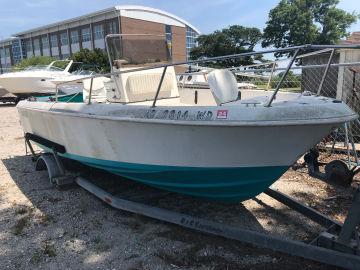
[70,30,79,44]
[50,35,58,48]
[0,48,6,58]
[186,26,198,60]
[108,21,118,34]
[165,25,172,58]
[11,39,22,63]
[60,32,68,46]
[165,25,172,41]
[62,53,70,59]
[33,38,40,50]
[0,47,11,69]
[93,25,104,40]
[41,36,49,49]
[25,39,32,52]
[81,27,91,42]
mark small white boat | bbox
[0,60,92,97]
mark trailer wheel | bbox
[324,160,353,186]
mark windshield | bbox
[106,34,171,69]
[71,69,95,75]
[25,65,64,72]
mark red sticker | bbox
[217,110,228,119]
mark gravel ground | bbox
[0,104,359,270]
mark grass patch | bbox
[14,204,33,215]
[42,241,57,257]
[37,213,54,226]
[30,250,42,265]
[12,216,30,235]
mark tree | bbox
[270,71,301,89]
[262,0,358,50]
[13,56,56,71]
[190,25,263,67]
[70,48,110,73]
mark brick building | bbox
[0,5,200,73]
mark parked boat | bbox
[177,68,257,90]
[16,39,359,202]
[0,60,93,98]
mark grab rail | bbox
[54,44,360,106]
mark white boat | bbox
[15,37,359,203]
[177,68,257,90]
[0,60,92,97]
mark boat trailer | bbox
[25,136,360,269]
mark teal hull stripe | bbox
[56,152,289,203]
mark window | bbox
[25,39,32,53]
[81,27,91,42]
[41,36,49,49]
[165,25,172,41]
[50,35,58,47]
[60,32,68,46]
[62,53,70,59]
[186,26,198,60]
[165,25,172,57]
[0,48,5,58]
[70,30,79,44]
[33,39,40,50]
[108,21,118,34]
[93,25,104,40]
[12,39,22,63]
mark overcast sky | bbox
[0,0,359,39]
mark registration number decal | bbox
[216,110,228,119]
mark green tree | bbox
[190,25,263,67]
[262,0,358,50]
[271,71,301,89]
[70,48,110,73]
[13,56,56,71]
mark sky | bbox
[0,0,359,39]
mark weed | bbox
[12,216,30,235]
[42,241,56,257]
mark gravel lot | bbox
[0,104,358,269]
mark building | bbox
[0,5,200,73]
[301,32,360,99]
[301,32,360,139]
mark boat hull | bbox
[60,152,288,202]
[17,101,348,202]
[0,76,56,96]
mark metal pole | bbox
[348,124,359,166]
[105,35,113,73]
[344,123,352,168]
[152,66,167,107]
[266,62,276,90]
[317,49,335,96]
[88,77,93,105]
[330,128,339,156]
[265,48,301,107]
[55,85,58,102]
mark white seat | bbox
[207,69,239,105]
[83,77,111,103]
[111,66,179,103]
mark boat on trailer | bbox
[16,37,358,202]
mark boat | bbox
[0,60,93,98]
[16,37,358,203]
[177,67,258,90]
